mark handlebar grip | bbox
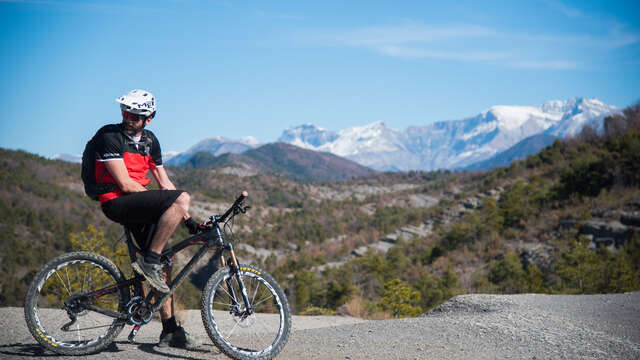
[216,191,250,224]
[235,191,248,205]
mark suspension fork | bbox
[211,221,253,315]
[219,239,253,315]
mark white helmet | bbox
[116,89,156,116]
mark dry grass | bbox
[339,296,364,318]
[338,294,393,320]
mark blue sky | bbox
[1,0,639,157]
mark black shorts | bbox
[102,190,184,249]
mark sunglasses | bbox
[122,111,149,121]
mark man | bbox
[93,89,201,348]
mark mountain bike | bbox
[24,191,291,360]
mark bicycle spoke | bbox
[65,266,73,295]
[55,270,71,296]
[81,265,90,294]
[213,301,232,308]
[218,283,234,299]
[225,319,241,339]
[252,293,274,309]
[250,279,259,305]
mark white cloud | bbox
[509,60,579,70]
[338,23,496,47]
[542,0,584,18]
[304,19,638,70]
[377,45,508,62]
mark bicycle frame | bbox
[65,191,254,343]
[128,224,224,312]
[77,214,243,318]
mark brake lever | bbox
[206,215,221,226]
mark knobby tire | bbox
[201,264,291,360]
[24,251,129,355]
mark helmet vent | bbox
[116,89,156,116]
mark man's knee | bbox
[175,192,190,210]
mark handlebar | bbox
[207,191,249,226]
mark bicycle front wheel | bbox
[24,251,129,355]
[201,264,291,360]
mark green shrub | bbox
[554,156,613,199]
[441,215,480,250]
[488,252,526,293]
[299,306,336,316]
[414,269,459,311]
[498,181,532,228]
[555,236,639,294]
[607,132,640,186]
[380,279,422,318]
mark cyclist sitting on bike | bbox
[92,89,201,348]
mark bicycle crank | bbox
[126,296,154,343]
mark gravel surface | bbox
[2,292,639,359]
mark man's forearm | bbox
[159,182,176,190]
[121,179,148,193]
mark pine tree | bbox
[380,279,422,318]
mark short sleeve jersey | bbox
[94,124,163,203]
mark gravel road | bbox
[2,292,638,359]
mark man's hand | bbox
[105,160,148,193]
[151,166,176,190]
[183,217,203,234]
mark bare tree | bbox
[604,114,626,138]
[578,124,600,144]
[623,101,640,132]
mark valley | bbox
[0,102,638,321]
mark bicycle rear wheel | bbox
[24,251,129,355]
[201,264,291,360]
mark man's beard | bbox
[123,120,145,135]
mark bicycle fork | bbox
[224,243,254,316]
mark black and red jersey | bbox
[94,124,163,203]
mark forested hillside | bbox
[1,103,639,319]
[182,142,377,181]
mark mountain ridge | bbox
[464,133,558,171]
[181,142,376,181]
[165,136,259,166]
[278,97,618,171]
[54,97,619,173]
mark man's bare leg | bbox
[157,263,198,348]
[159,265,174,320]
[140,265,173,321]
[149,192,190,254]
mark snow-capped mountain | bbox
[279,121,412,170]
[50,153,82,163]
[165,136,260,166]
[279,123,339,148]
[464,133,558,171]
[278,97,618,171]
